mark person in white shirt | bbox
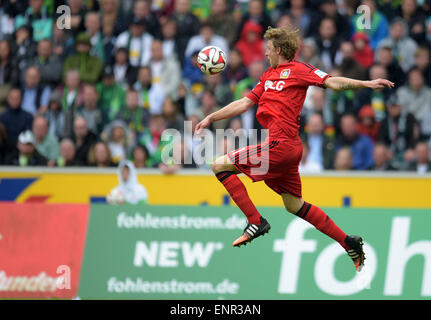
[107,160,148,205]
[184,21,229,61]
[299,139,323,173]
[115,17,153,67]
[149,40,181,98]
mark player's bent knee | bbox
[212,157,233,174]
[282,193,304,214]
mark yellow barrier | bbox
[1,169,430,208]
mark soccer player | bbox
[194,27,394,271]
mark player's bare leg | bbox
[281,193,365,271]
[212,155,271,247]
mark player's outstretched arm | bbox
[194,97,255,135]
[324,77,394,91]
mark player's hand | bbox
[194,116,212,136]
[367,79,395,90]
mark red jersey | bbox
[246,60,331,137]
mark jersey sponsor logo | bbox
[280,69,291,79]
[264,80,285,92]
[314,69,328,79]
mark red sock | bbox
[216,171,261,224]
[296,202,349,250]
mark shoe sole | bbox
[233,224,271,247]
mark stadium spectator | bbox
[204,72,232,108]
[133,66,166,115]
[99,0,125,37]
[207,0,238,47]
[0,39,19,88]
[0,88,33,152]
[4,130,48,166]
[107,160,148,205]
[137,114,166,167]
[56,138,77,167]
[335,114,374,170]
[149,40,181,98]
[132,144,149,168]
[130,0,161,39]
[184,22,229,61]
[354,64,392,122]
[397,67,431,121]
[181,50,205,91]
[222,48,248,91]
[0,3,14,40]
[356,105,380,143]
[324,67,355,133]
[333,147,353,170]
[337,41,366,80]
[0,123,7,164]
[11,24,37,78]
[78,84,104,135]
[32,39,63,88]
[111,47,138,89]
[0,39,18,113]
[378,17,418,73]
[400,0,428,44]
[68,0,88,38]
[58,69,84,137]
[72,116,97,166]
[196,89,227,131]
[51,22,75,62]
[317,0,351,41]
[302,113,335,170]
[159,139,197,174]
[32,115,60,164]
[14,0,53,42]
[235,21,264,68]
[97,65,126,122]
[407,141,431,174]
[313,17,340,71]
[299,139,323,173]
[87,140,115,167]
[102,119,133,164]
[159,16,180,61]
[21,66,51,116]
[351,0,389,51]
[307,87,327,117]
[351,32,374,69]
[234,60,265,101]
[115,17,154,67]
[168,0,200,67]
[377,94,418,170]
[375,44,406,89]
[298,38,325,72]
[161,96,184,132]
[62,33,103,84]
[84,11,113,65]
[236,0,271,43]
[370,142,396,171]
[117,89,150,136]
[414,46,431,87]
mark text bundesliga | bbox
[170,303,261,317]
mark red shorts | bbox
[228,133,303,198]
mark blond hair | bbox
[264,27,301,62]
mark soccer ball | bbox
[107,188,125,205]
[197,46,227,75]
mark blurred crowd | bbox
[0,0,431,174]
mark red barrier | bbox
[0,203,89,299]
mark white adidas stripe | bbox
[246,229,255,236]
